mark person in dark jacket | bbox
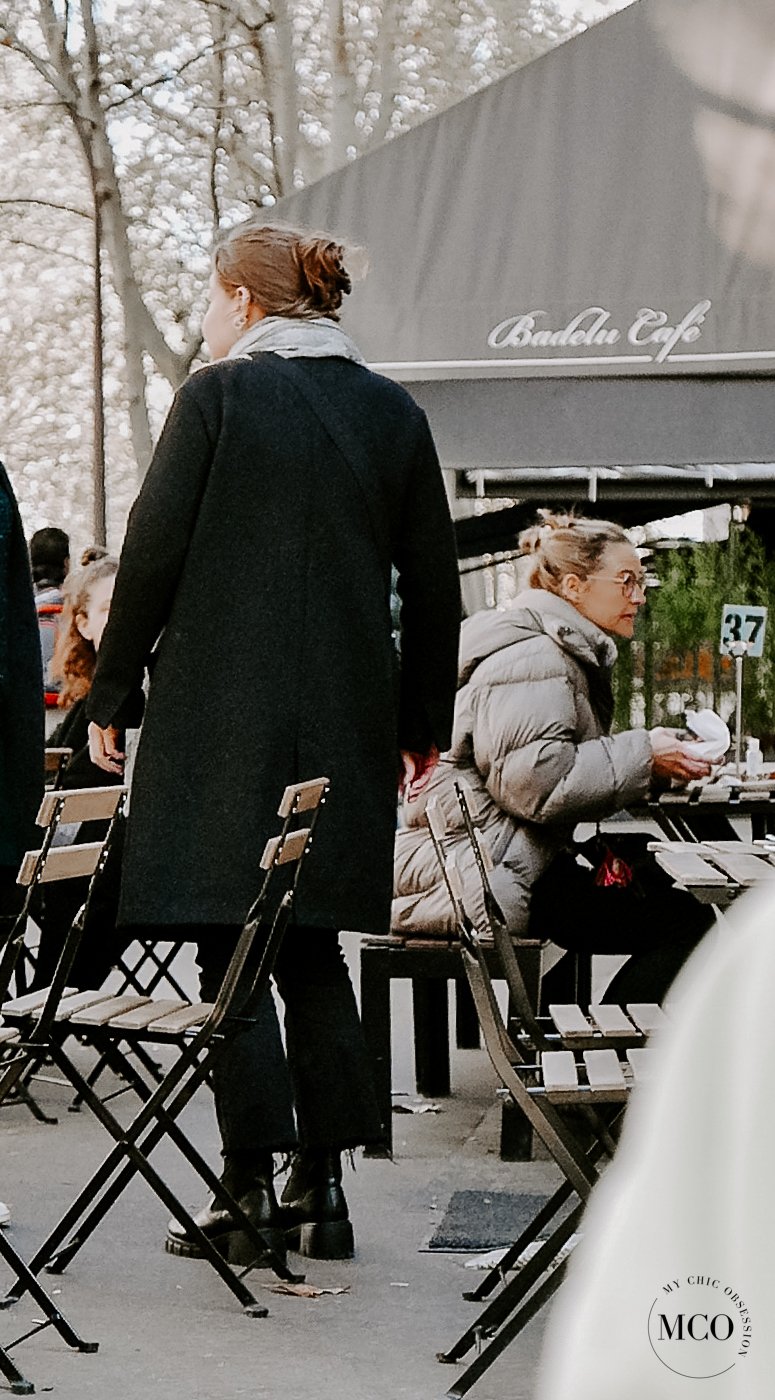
[87,221,461,1264]
[29,525,70,712]
[0,462,44,927]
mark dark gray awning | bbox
[273,0,775,473]
[408,375,775,472]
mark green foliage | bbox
[612,527,775,741]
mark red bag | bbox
[593,845,635,889]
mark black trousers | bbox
[529,834,715,1006]
[195,923,384,1156]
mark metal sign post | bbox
[720,605,768,777]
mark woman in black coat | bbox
[88,222,461,1264]
[0,461,43,924]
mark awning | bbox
[272,0,775,473]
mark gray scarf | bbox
[228,315,366,364]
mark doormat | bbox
[422,1189,574,1253]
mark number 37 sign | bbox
[720,604,768,657]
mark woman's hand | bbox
[648,727,713,784]
[399,745,440,801]
[88,722,125,776]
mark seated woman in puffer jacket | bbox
[393,513,715,1005]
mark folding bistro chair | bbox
[0,784,132,1122]
[0,777,330,1322]
[0,789,122,1393]
[5,748,76,1003]
[423,792,658,1399]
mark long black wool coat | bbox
[0,461,43,876]
[88,354,461,933]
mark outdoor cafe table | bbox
[643,782,775,844]
[635,781,775,908]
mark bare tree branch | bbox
[104,39,248,111]
[0,196,92,219]
[0,232,91,267]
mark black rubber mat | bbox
[424,1189,574,1252]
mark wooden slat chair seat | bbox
[70,999,213,1035]
[65,995,155,1027]
[2,987,77,1018]
[539,1048,638,1104]
[99,999,195,1032]
[545,1001,665,1050]
[2,778,331,1325]
[135,1003,213,1034]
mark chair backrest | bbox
[429,783,550,1050]
[423,826,529,1072]
[207,777,330,1030]
[17,843,104,887]
[36,786,125,829]
[0,788,128,1020]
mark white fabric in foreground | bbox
[685,707,731,762]
[536,890,774,1399]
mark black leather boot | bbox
[165,1153,286,1267]
[280,1149,354,1259]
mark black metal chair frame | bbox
[0,777,330,1328]
[425,788,629,1399]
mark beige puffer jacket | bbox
[392,589,653,936]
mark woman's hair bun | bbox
[518,509,575,554]
[296,238,352,315]
[517,509,630,595]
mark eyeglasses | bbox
[592,570,648,600]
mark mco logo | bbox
[648,1276,752,1379]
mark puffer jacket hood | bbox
[458,589,617,690]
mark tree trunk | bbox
[74,0,189,390]
[91,178,107,544]
[254,2,299,195]
[368,0,400,150]
[327,0,355,173]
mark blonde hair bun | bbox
[518,511,630,595]
[518,509,576,554]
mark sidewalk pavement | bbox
[1,942,561,1400]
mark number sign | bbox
[720,604,768,658]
